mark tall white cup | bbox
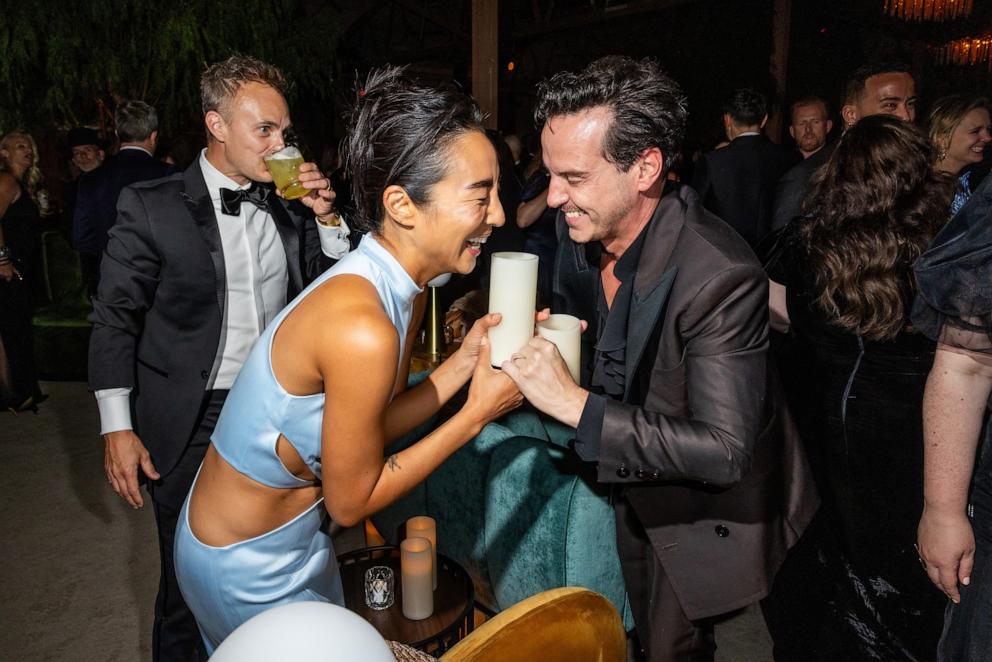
[537,314,582,383]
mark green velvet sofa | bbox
[372,402,633,628]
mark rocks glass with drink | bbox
[263,145,308,200]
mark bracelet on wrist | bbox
[316,211,342,228]
[0,245,10,260]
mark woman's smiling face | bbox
[419,130,505,275]
[945,107,992,173]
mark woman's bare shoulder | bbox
[0,173,19,199]
[295,274,400,355]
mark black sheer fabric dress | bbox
[912,174,992,662]
[0,183,42,410]
[763,221,945,661]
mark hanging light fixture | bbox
[883,0,974,21]
[934,35,992,71]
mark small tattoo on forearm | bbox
[386,454,401,471]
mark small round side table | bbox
[338,546,475,655]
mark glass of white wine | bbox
[263,145,307,200]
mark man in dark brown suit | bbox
[501,56,817,661]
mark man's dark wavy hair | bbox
[802,114,955,340]
[723,88,768,127]
[534,56,687,173]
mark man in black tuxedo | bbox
[771,62,918,231]
[88,56,351,662]
[503,56,816,661]
[691,87,794,249]
[73,100,175,297]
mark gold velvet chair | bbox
[440,587,625,662]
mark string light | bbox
[933,36,992,71]
[883,0,973,21]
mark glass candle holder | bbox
[364,565,394,610]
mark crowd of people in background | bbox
[0,52,990,662]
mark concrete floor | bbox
[0,381,772,661]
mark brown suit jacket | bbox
[554,184,818,619]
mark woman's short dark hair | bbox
[533,56,687,173]
[341,66,484,233]
[802,114,955,340]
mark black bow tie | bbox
[220,183,270,216]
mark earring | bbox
[937,149,946,161]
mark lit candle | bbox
[400,537,434,620]
[487,252,538,367]
[406,516,437,589]
[537,314,582,383]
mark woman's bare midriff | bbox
[188,442,322,547]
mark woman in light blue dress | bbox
[174,66,522,653]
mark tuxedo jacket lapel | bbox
[181,161,226,316]
[623,191,686,401]
[625,268,677,402]
[266,196,304,294]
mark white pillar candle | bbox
[537,314,582,383]
[406,516,437,589]
[400,537,434,620]
[488,252,539,367]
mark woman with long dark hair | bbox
[174,67,521,653]
[0,131,44,414]
[763,115,955,660]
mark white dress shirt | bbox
[96,150,352,435]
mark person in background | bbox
[69,127,105,175]
[0,131,46,414]
[772,62,918,231]
[691,87,794,249]
[73,100,175,298]
[503,133,525,178]
[60,127,105,239]
[928,95,991,215]
[764,115,955,660]
[516,148,558,308]
[788,96,833,160]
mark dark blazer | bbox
[691,134,794,249]
[554,184,818,619]
[770,140,836,232]
[88,159,329,476]
[73,148,176,254]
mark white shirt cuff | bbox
[317,215,352,259]
[95,388,133,435]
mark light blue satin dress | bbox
[174,234,421,653]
